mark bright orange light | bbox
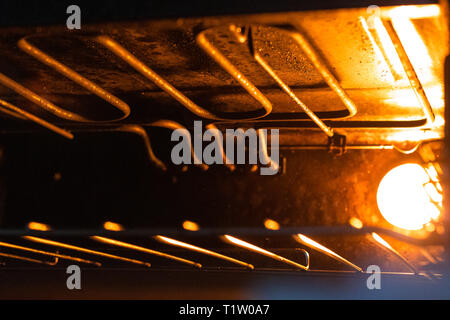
[371,232,393,250]
[27,222,51,231]
[103,221,124,231]
[349,217,363,229]
[23,236,151,267]
[377,163,441,230]
[295,234,362,272]
[223,235,308,270]
[264,219,280,230]
[182,220,200,231]
[385,5,441,19]
[155,235,253,269]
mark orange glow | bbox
[182,220,200,231]
[295,234,362,271]
[388,130,442,143]
[23,236,151,267]
[349,217,363,229]
[365,7,443,122]
[425,164,440,182]
[155,235,253,269]
[371,232,393,250]
[103,221,124,232]
[377,163,441,230]
[91,236,201,268]
[385,5,441,19]
[223,235,308,270]
[264,219,280,230]
[27,222,51,231]
[371,16,404,78]
[384,86,444,111]
[391,17,433,83]
[371,232,418,273]
[423,183,443,204]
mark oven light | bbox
[182,220,200,231]
[264,219,280,230]
[376,163,441,230]
[27,222,51,231]
[103,221,124,231]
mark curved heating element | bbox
[74,121,208,171]
[0,98,74,139]
[370,232,418,274]
[115,124,168,171]
[14,38,131,122]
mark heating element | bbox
[0,0,448,299]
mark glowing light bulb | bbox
[182,220,200,231]
[377,163,440,230]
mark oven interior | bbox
[0,0,449,299]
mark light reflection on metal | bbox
[155,235,254,269]
[205,124,235,171]
[363,16,405,80]
[0,72,85,121]
[0,251,55,265]
[23,236,151,267]
[0,99,74,139]
[96,35,219,120]
[381,20,435,125]
[182,220,200,231]
[91,236,202,268]
[234,25,334,137]
[349,217,363,229]
[371,232,418,274]
[18,38,130,121]
[223,235,309,270]
[295,234,362,272]
[257,129,279,173]
[115,125,167,171]
[388,130,442,144]
[385,5,441,20]
[425,163,440,182]
[264,219,280,231]
[196,31,273,118]
[0,240,101,266]
[27,222,51,232]
[103,221,124,232]
[384,86,444,112]
[150,120,208,171]
[289,31,358,117]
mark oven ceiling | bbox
[0,5,446,146]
